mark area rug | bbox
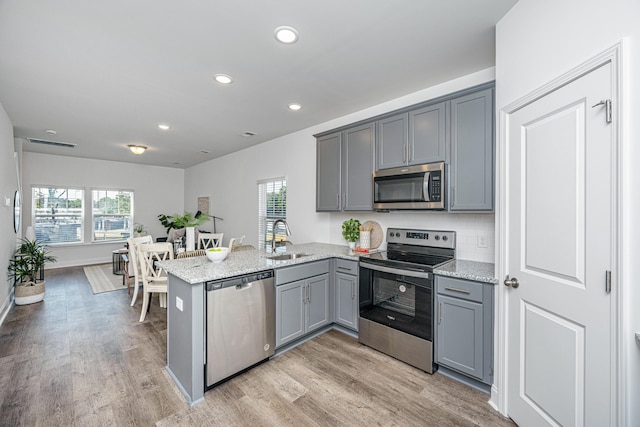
[84,264,125,294]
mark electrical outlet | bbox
[176,296,183,312]
[477,234,488,248]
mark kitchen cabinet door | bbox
[449,88,494,211]
[306,273,330,333]
[316,132,342,211]
[275,280,305,347]
[334,272,358,330]
[376,113,408,170]
[436,294,484,380]
[343,123,375,211]
[409,102,446,165]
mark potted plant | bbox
[7,238,57,305]
[133,223,146,237]
[341,218,361,249]
[167,212,208,251]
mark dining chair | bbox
[176,249,206,259]
[228,235,245,251]
[126,235,153,307]
[138,242,173,322]
[199,232,223,250]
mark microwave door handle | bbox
[423,171,431,202]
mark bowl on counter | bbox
[206,247,229,263]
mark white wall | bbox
[0,102,18,322]
[185,68,497,262]
[22,152,185,267]
[496,0,640,424]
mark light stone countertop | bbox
[157,242,360,284]
[433,259,497,284]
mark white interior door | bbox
[505,62,614,426]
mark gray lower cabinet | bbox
[333,259,358,331]
[275,261,331,348]
[435,275,493,385]
[316,124,374,212]
[449,88,494,211]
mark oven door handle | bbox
[360,261,430,279]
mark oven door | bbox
[359,261,433,341]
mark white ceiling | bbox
[0,0,517,168]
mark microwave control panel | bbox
[429,171,442,201]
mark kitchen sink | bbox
[267,253,308,261]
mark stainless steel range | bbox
[358,227,455,373]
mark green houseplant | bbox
[7,238,57,305]
[163,211,209,251]
[341,218,361,248]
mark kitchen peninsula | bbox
[158,243,360,405]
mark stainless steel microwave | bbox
[373,162,445,210]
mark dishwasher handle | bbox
[206,270,274,291]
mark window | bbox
[258,178,287,250]
[92,190,134,242]
[32,187,84,244]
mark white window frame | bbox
[258,177,287,250]
[91,189,134,243]
[31,186,84,245]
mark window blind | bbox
[258,177,287,250]
[32,186,84,244]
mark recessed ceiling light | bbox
[44,129,57,135]
[127,145,147,155]
[288,103,302,111]
[274,26,299,44]
[214,74,233,84]
[158,124,171,131]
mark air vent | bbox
[28,138,77,148]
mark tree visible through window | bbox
[32,187,84,244]
[258,178,287,250]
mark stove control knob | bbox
[442,236,448,241]
[434,235,440,241]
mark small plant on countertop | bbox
[341,218,361,243]
[133,223,146,235]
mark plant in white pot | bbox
[7,238,57,305]
[133,223,146,237]
[169,212,208,251]
[341,218,361,249]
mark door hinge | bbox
[591,99,612,124]
[605,270,612,293]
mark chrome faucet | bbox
[271,219,291,252]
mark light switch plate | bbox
[477,234,488,248]
[176,296,183,312]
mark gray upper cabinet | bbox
[376,113,408,170]
[409,102,447,165]
[449,88,494,211]
[343,123,375,211]
[316,124,374,212]
[316,132,342,211]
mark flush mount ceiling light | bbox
[274,26,298,44]
[288,103,302,111]
[158,124,171,131]
[128,145,147,155]
[44,129,57,135]
[213,74,233,84]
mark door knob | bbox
[504,276,520,288]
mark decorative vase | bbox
[14,281,45,305]
[348,241,356,249]
[360,231,371,249]
[185,227,196,251]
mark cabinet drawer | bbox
[275,260,330,285]
[334,259,358,276]
[436,276,483,303]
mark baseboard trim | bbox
[0,290,14,328]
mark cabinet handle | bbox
[351,281,355,299]
[438,302,442,325]
[337,266,351,271]
[343,193,347,207]
[451,187,455,207]
[402,143,407,163]
[444,286,471,294]
[337,193,340,208]
[307,283,310,303]
[407,143,412,163]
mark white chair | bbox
[138,242,173,322]
[127,235,153,307]
[228,235,245,251]
[199,232,223,250]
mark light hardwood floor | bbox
[0,266,515,426]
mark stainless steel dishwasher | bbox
[205,270,275,388]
